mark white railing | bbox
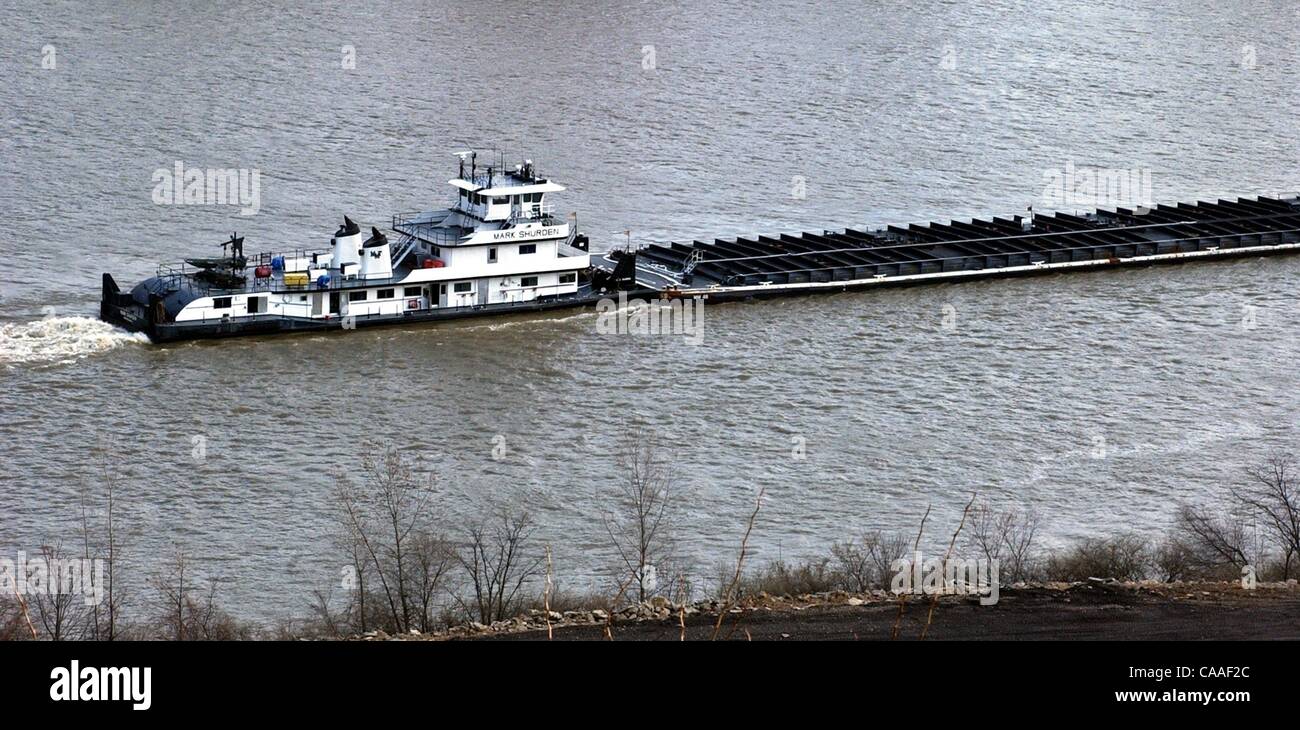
[507,203,556,225]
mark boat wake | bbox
[0,316,150,366]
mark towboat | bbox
[101,151,638,342]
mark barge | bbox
[616,193,1300,302]
[101,152,1300,342]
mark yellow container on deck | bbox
[283,272,309,287]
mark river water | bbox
[2,0,1299,621]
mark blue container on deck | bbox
[271,256,285,271]
[316,274,331,288]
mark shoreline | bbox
[344,580,1300,641]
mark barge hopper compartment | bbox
[624,195,1300,300]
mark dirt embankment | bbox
[351,579,1300,641]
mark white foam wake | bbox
[0,316,150,366]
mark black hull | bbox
[100,289,652,343]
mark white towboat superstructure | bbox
[102,152,637,342]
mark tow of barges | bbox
[100,152,1300,342]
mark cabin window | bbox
[558,272,576,284]
[492,197,508,205]
[439,284,447,295]
[213,297,231,309]
[487,247,498,263]
[432,246,441,257]
[521,276,538,287]
[299,295,308,302]
[519,243,536,255]
[404,286,422,297]
[454,282,473,293]
[246,296,265,314]
[349,291,367,302]
[377,289,394,299]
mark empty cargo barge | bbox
[605,194,1300,302]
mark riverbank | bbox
[347,580,1300,641]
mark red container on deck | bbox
[254,265,272,278]
[432,259,445,268]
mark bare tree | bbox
[79,458,126,641]
[602,427,679,603]
[1173,503,1256,575]
[1237,454,1300,579]
[150,548,192,641]
[410,530,454,633]
[147,549,248,640]
[965,501,1040,583]
[831,529,913,591]
[456,508,543,625]
[30,542,91,641]
[332,444,444,634]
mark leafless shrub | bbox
[964,501,1041,582]
[150,549,191,641]
[29,542,93,641]
[148,549,250,640]
[0,598,26,641]
[72,455,127,640]
[520,583,610,614]
[1170,503,1258,579]
[1043,533,1151,582]
[455,508,544,625]
[831,529,912,591]
[739,558,837,597]
[1153,536,1198,582]
[331,443,449,634]
[602,426,682,603]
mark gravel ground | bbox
[462,582,1300,641]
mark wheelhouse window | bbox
[453,282,473,293]
[349,291,367,302]
[213,297,231,309]
[492,196,508,205]
[404,286,422,297]
[377,289,394,299]
[521,276,538,287]
[519,243,536,255]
